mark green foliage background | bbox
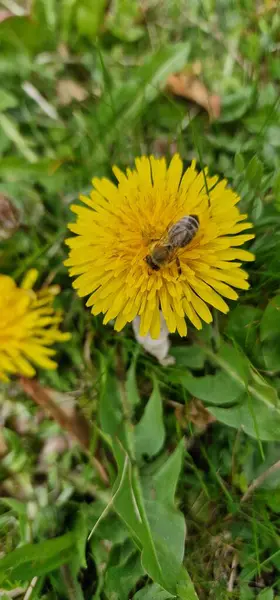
[1,0,280,598]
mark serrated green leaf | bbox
[104,548,144,599]
[208,378,280,441]
[211,342,251,384]
[260,295,280,341]
[134,378,165,460]
[262,339,280,372]
[225,305,262,352]
[244,443,280,491]
[240,583,255,600]
[133,583,174,599]
[170,345,205,369]
[73,510,88,570]
[246,155,261,183]
[180,343,250,406]
[143,498,186,565]
[198,342,280,441]
[219,87,254,123]
[112,441,198,599]
[251,196,263,221]
[257,589,274,600]
[0,533,76,585]
[181,370,244,406]
[150,439,185,506]
[141,442,186,565]
[99,368,123,439]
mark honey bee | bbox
[145,215,199,275]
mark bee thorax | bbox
[168,215,199,248]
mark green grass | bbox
[1,0,280,598]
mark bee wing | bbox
[152,219,175,246]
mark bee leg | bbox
[176,257,182,277]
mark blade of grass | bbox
[0,114,37,163]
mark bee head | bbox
[145,255,160,271]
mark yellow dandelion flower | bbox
[0,270,70,382]
[65,154,254,339]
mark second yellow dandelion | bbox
[0,270,70,382]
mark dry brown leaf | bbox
[20,377,109,485]
[187,398,216,430]
[172,398,215,431]
[174,404,188,428]
[166,69,221,120]
[56,79,88,106]
[19,377,90,449]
